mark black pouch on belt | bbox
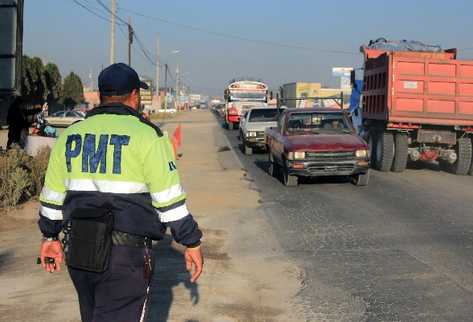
[66,208,114,273]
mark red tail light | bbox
[228,106,238,115]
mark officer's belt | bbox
[112,231,152,248]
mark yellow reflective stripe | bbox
[65,179,148,193]
[40,186,66,205]
[151,193,186,209]
[40,205,63,220]
[151,184,185,204]
[156,204,189,223]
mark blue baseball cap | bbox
[98,63,149,96]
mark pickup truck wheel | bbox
[469,138,473,176]
[244,144,253,155]
[375,132,394,172]
[282,167,298,187]
[392,133,408,172]
[352,171,370,186]
[450,137,472,176]
[228,122,234,130]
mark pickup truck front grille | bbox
[306,164,355,175]
[305,151,355,162]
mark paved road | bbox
[218,113,473,321]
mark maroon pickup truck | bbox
[265,108,370,186]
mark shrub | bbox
[0,146,51,209]
[27,146,51,196]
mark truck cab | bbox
[239,107,281,155]
[265,108,370,186]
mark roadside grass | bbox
[0,146,50,210]
[150,111,180,122]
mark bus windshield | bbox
[229,92,266,101]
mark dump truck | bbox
[0,0,23,126]
[361,41,473,175]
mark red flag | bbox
[172,124,182,148]
[171,124,182,159]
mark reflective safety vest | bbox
[38,103,201,245]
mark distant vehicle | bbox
[223,79,268,130]
[360,41,473,175]
[214,103,225,118]
[45,110,84,127]
[239,107,281,155]
[265,108,370,186]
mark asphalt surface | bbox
[217,113,473,322]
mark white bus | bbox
[223,79,268,130]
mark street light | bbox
[162,50,183,111]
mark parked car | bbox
[265,108,370,186]
[239,107,282,155]
[45,110,85,127]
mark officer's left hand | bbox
[185,246,203,283]
[39,240,64,273]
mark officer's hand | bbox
[40,240,63,273]
[185,246,203,283]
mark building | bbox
[281,82,351,108]
[139,77,153,109]
[280,82,321,108]
[83,89,100,108]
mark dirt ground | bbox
[0,110,304,322]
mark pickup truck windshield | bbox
[249,109,279,122]
[287,113,350,133]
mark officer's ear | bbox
[128,89,140,110]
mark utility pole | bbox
[164,64,168,110]
[110,0,116,64]
[156,35,160,104]
[127,17,133,66]
[175,64,180,110]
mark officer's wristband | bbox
[42,236,59,242]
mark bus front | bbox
[224,80,268,130]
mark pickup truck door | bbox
[272,113,286,163]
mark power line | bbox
[72,0,116,24]
[96,0,128,25]
[117,6,358,55]
[93,0,161,68]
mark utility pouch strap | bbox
[65,208,114,273]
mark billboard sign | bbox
[332,67,353,89]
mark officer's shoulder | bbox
[130,117,164,140]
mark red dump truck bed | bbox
[362,48,473,127]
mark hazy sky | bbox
[24,0,473,96]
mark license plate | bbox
[325,166,338,172]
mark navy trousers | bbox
[68,245,149,322]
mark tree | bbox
[44,63,62,103]
[62,72,84,108]
[21,55,47,104]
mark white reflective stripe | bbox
[156,204,189,223]
[65,179,149,194]
[40,205,63,220]
[40,186,66,204]
[151,184,184,204]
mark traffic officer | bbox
[37,63,203,322]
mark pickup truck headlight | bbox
[355,149,368,158]
[246,131,257,137]
[288,151,305,160]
